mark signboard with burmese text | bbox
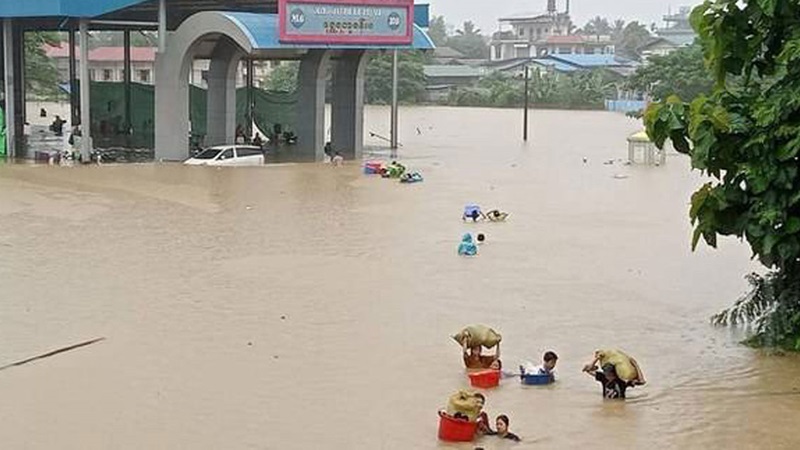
[278,0,414,45]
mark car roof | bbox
[206,145,261,151]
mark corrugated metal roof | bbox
[224,12,434,50]
[530,58,576,72]
[547,54,635,68]
[0,0,149,18]
[423,65,485,78]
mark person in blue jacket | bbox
[458,233,478,256]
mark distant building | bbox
[539,34,615,56]
[489,0,616,62]
[490,10,573,61]
[639,6,697,59]
[657,6,697,47]
[431,46,466,65]
[422,65,488,102]
[44,45,273,88]
[46,46,157,84]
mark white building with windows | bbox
[45,45,273,88]
[490,11,573,61]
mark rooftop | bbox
[543,35,613,45]
[433,46,466,59]
[45,45,157,62]
[423,65,486,78]
[530,58,577,72]
[547,54,635,68]
[498,11,553,22]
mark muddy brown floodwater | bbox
[0,106,799,449]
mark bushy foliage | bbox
[628,44,713,101]
[25,32,62,99]
[365,51,427,104]
[263,62,299,93]
[446,69,614,109]
[646,0,800,350]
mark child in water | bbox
[521,351,559,377]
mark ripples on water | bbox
[0,107,799,449]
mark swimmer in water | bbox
[486,210,509,222]
[493,415,520,441]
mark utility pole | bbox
[523,66,530,141]
[390,49,399,154]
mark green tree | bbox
[628,44,713,101]
[447,21,489,59]
[555,70,613,108]
[24,32,62,98]
[427,15,448,47]
[263,62,299,92]
[365,51,426,104]
[611,19,626,41]
[616,21,653,58]
[645,0,800,350]
[583,16,612,36]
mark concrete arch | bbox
[155,12,254,161]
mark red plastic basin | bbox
[468,370,501,389]
[438,411,477,442]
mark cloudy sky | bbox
[428,0,703,33]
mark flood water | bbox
[1,106,799,449]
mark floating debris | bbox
[0,337,106,372]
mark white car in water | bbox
[183,145,265,166]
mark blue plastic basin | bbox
[521,373,554,385]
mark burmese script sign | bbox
[279,0,414,44]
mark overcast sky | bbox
[428,0,703,34]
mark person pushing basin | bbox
[458,233,478,256]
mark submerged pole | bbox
[523,65,530,142]
[390,49,399,152]
[123,30,132,147]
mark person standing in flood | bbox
[583,363,631,400]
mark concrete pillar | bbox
[2,18,17,158]
[205,38,243,146]
[68,30,79,126]
[295,50,331,161]
[79,19,92,160]
[331,50,368,161]
[155,46,191,161]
